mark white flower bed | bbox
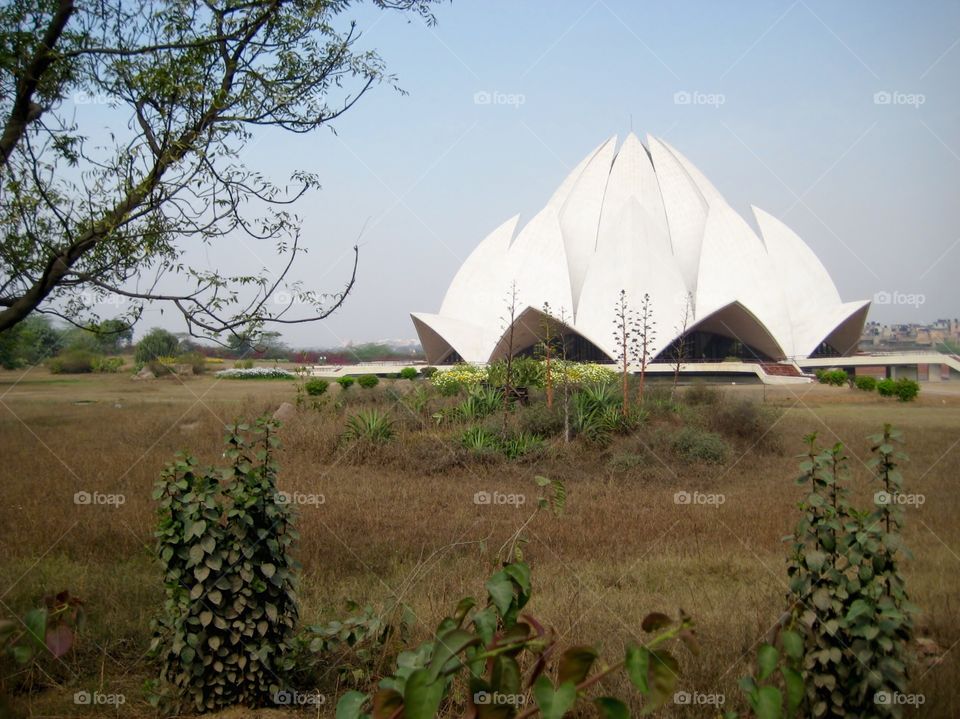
[215,367,296,379]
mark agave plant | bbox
[460,426,500,452]
[454,386,502,422]
[502,431,545,459]
[343,410,394,444]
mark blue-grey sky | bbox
[139,0,960,346]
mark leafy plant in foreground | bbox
[150,418,299,712]
[0,591,84,668]
[336,561,696,719]
[783,427,915,718]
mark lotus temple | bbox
[404,133,959,385]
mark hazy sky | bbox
[124,0,960,346]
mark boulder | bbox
[134,367,155,380]
[272,402,296,421]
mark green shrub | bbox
[709,398,783,452]
[398,367,418,380]
[670,426,728,464]
[895,377,920,402]
[135,328,180,363]
[684,381,721,406]
[177,352,206,374]
[853,375,877,391]
[336,376,355,390]
[305,378,329,396]
[516,402,564,437]
[48,350,95,374]
[357,374,379,389]
[816,368,848,386]
[233,358,254,369]
[876,378,896,397]
[151,418,298,711]
[419,366,437,378]
[343,409,393,443]
[92,355,124,373]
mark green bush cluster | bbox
[336,376,355,390]
[135,328,180,364]
[874,377,920,402]
[304,378,328,396]
[48,350,96,374]
[670,426,728,464]
[399,367,419,380]
[815,368,848,386]
[853,375,877,391]
[419,366,437,378]
[357,374,379,389]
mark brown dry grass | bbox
[0,368,958,717]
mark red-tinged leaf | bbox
[45,623,74,658]
[372,687,403,719]
[641,612,672,633]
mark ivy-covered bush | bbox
[150,418,299,712]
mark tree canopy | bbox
[0,0,438,339]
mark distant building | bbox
[860,319,960,352]
[412,133,869,365]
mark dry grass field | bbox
[0,367,958,718]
